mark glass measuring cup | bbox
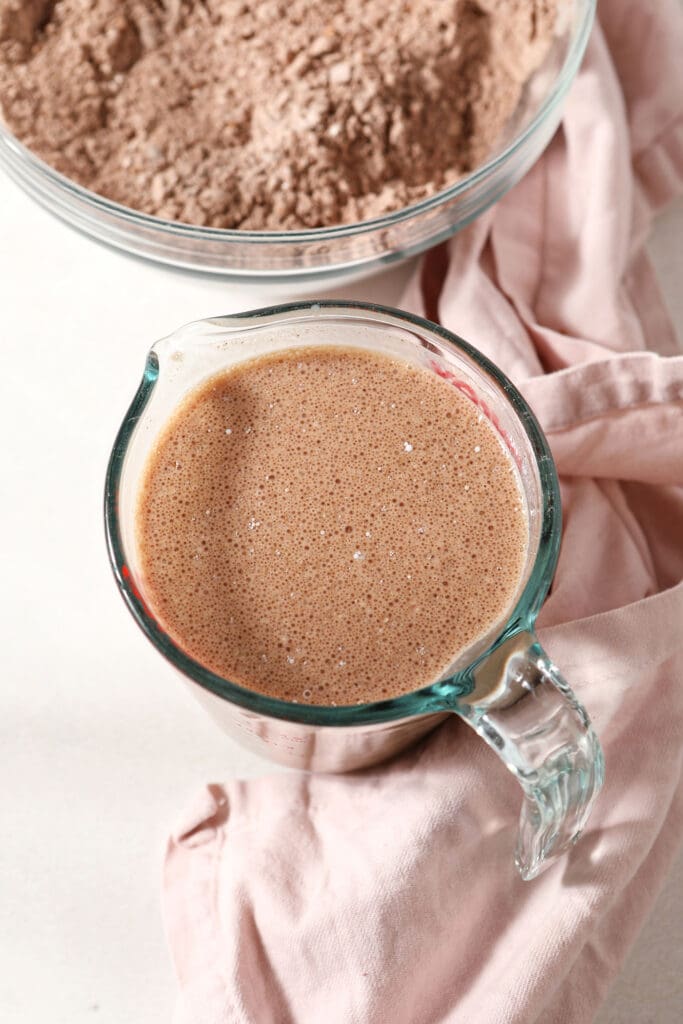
[105,302,604,879]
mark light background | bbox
[0,169,681,1021]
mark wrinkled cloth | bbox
[163,3,683,1021]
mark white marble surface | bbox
[0,171,681,1022]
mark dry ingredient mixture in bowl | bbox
[0,0,591,275]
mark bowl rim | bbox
[0,0,595,245]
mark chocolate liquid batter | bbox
[136,347,528,705]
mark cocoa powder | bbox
[0,1,557,230]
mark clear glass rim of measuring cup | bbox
[104,300,561,727]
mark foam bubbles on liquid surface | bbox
[136,346,528,706]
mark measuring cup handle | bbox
[452,631,604,880]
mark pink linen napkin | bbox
[163,3,683,1021]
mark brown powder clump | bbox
[0,0,558,230]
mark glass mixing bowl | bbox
[0,0,594,281]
